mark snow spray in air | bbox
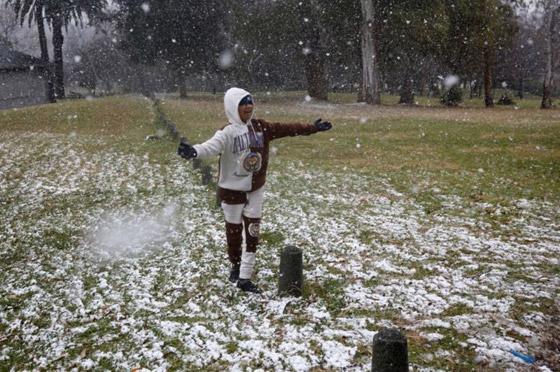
[86,202,179,259]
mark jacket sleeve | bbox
[193,129,227,158]
[259,119,318,140]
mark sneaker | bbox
[228,264,240,283]
[237,279,262,294]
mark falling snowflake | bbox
[218,50,233,69]
[443,75,459,89]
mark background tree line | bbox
[3,0,559,108]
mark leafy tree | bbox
[115,0,226,98]
[322,0,362,95]
[495,13,543,99]
[230,0,338,100]
[66,23,134,95]
[444,0,517,107]
[374,0,447,104]
[228,1,305,91]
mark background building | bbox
[0,46,48,110]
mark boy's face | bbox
[238,97,253,123]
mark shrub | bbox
[440,85,463,106]
[498,95,515,105]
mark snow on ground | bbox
[0,131,558,371]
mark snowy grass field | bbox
[1,94,559,371]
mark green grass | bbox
[161,91,560,207]
[1,92,559,372]
[153,92,558,370]
[0,95,151,135]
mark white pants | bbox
[221,187,265,280]
[221,186,265,223]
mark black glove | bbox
[178,140,197,160]
[314,118,332,131]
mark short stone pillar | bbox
[278,246,303,297]
[372,328,408,372]
[201,165,213,185]
[216,187,222,208]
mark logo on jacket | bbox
[232,131,264,153]
[248,222,260,238]
[243,152,262,173]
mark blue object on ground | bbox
[510,349,536,364]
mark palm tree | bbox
[7,0,107,99]
[34,1,55,102]
[46,0,107,98]
[7,0,54,101]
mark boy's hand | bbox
[178,141,197,160]
[314,118,332,131]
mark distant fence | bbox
[152,98,217,190]
[153,98,180,141]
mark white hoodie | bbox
[193,87,318,195]
[193,87,256,192]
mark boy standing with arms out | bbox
[178,87,332,293]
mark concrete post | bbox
[278,246,303,297]
[201,165,213,185]
[216,187,222,208]
[371,328,408,372]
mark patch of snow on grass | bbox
[0,131,558,371]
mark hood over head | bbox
[224,87,252,126]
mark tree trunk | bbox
[139,73,150,97]
[399,55,414,104]
[301,0,327,101]
[305,51,327,100]
[52,14,65,99]
[483,49,493,107]
[541,4,558,109]
[360,0,381,104]
[357,52,365,102]
[178,71,188,99]
[477,80,484,97]
[36,3,55,103]
[429,78,440,97]
[418,70,427,97]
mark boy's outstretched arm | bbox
[178,140,197,160]
[314,118,332,131]
[178,130,227,160]
[263,118,333,139]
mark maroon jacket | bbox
[218,118,318,204]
